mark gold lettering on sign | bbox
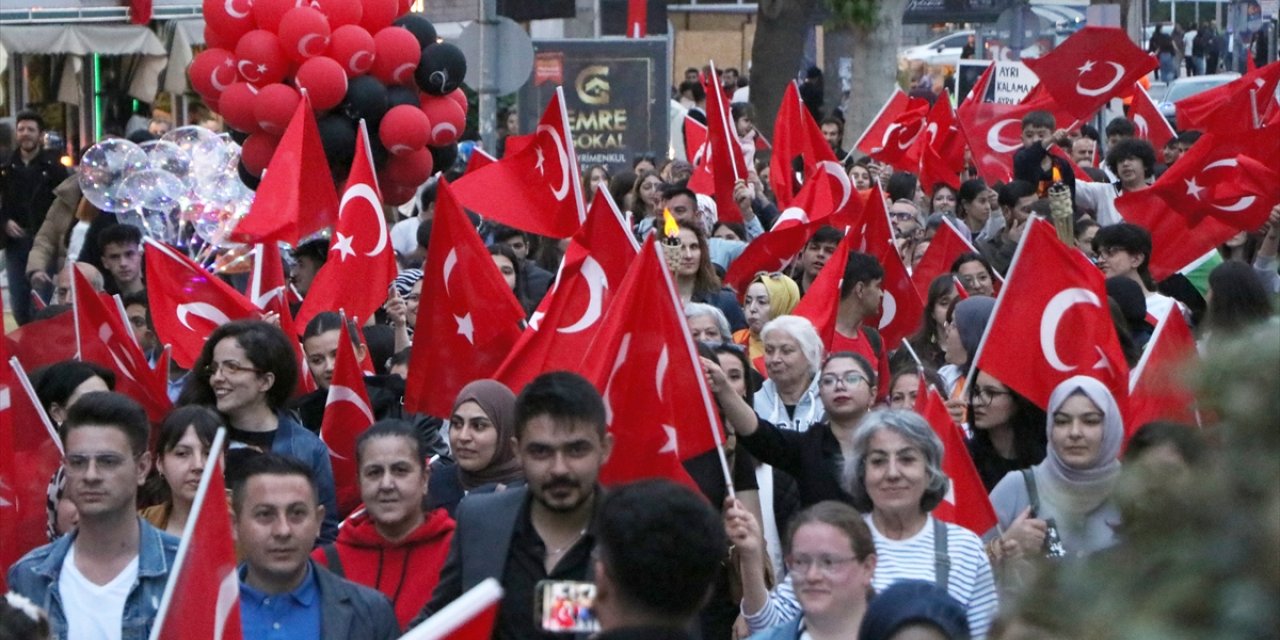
[575,65,611,105]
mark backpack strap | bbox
[320,543,344,579]
[933,518,951,593]
[1021,468,1041,515]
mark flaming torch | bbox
[661,208,683,271]
[1048,165,1074,245]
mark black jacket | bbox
[738,417,854,508]
[0,149,69,247]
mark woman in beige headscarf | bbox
[734,272,801,374]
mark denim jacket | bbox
[273,411,340,544]
[5,518,179,640]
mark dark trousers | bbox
[4,234,34,325]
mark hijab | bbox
[953,295,996,369]
[736,273,802,364]
[1034,375,1124,521]
[450,379,523,490]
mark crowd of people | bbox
[2,36,1279,640]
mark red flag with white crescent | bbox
[914,378,997,535]
[1125,305,1200,446]
[770,81,838,208]
[400,579,503,640]
[1022,26,1157,122]
[320,314,375,517]
[1128,83,1176,152]
[688,61,748,223]
[145,239,260,369]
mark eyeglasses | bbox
[972,386,1012,406]
[204,360,263,377]
[64,453,133,475]
[889,210,918,221]
[785,554,859,576]
[958,273,991,286]
[819,372,867,389]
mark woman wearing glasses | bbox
[179,319,340,543]
[966,371,1047,491]
[728,501,877,639]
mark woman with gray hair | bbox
[735,409,998,637]
[685,301,733,344]
[753,315,825,432]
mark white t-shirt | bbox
[59,545,139,640]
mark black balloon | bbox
[393,15,438,50]
[238,161,262,190]
[387,85,420,109]
[415,43,467,96]
[341,75,390,127]
[316,113,358,171]
[227,128,250,145]
[428,142,459,175]
[368,131,390,167]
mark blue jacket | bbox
[747,619,803,640]
[6,518,179,640]
[273,411,340,543]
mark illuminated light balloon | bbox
[327,24,375,77]
[234,29,291,86]
[414,42,466,96]
[78,139,149,212]
[217,82,262,134]
[162,126,232,185]
[240,132,281,176]
[253,83,301,135]
[378,104,431,156]
[371,26,421,86]
[252,0,299,33]
[278,7,331,63]
[313,0,361,29]
[189,48,239,101]
[419,93,465,146]
[121,169,187,211]
[294,56,348,111]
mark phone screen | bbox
[535,580,600,634]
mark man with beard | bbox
[412,371,613,638]
[1,111,69,324]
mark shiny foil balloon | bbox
[78,139,148,212]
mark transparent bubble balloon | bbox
[121,169,186,212]
[141,140,192,184]
[163,126,231,184]
[140,205,181,244]
[78,139,148,212]
[115,209,146,232]
[192,170,247,210]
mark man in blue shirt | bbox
[232,453,399,640]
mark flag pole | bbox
[11,357,63,455]
[400,578,505,640]
[963,218,1041,392]
[148,428,228,640]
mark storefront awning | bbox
[0,23,165,56]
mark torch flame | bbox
[1052,166,1062,182]
[662,208,679,238]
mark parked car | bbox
[900,30,974,67]
[1156,73,1241,129]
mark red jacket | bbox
[311,508,456,628]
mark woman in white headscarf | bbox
[986,375,1125,559]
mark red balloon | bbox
[189,48,239,101]
[313,0,362,29]
[294,57,348,111]
[371,27,421,86]
[382,181,418,206]
[234,30,291,85]
[445,87,467,112]
[252,0,298,32]
[379,104,431,156]
[278,7,331,63]
[360,0,398,34]
[202,0,255,46]
[419,93,465,146]
[219,82,263,133]
[327,24,375,77]
[241,132,282,176]
[203,24,238,51]
[383,147,434,186]
[254,83,301,135]
[397,0,413,18]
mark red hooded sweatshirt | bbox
[311,508,456,627]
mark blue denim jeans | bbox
[4,233,34,324]
[1158,52,1176,81]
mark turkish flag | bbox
[248,242,290,310]
[1218,154,1280,216]
[465,147,497,174]
[911,217,978,298]
[1023,26,1157,121]
[1048,144,1093,183]
[151,430,244,640]
[145,239,261,369]
[684,114,708,164]
[917,89,968,191]
[626,0,647,38]
[688,62,748,223]
[723,161,857,296]
[856,92,930,172]
[972,218,1129,410]
[1176,62,1280,134]
[5,310,76,370]
[853,89,911,157]
[401,579,503,640]
[582,237,724,489]
[1125,305,1200,445]
[0,347,63,591]
[296,122,399,332]
[71,266,172,425]
[452,87,587,238]
[957,71,1058,184]
[914,378,997,535]
[231,92,339,245]
[494,190,639,393]
[404,179,526,418]
[321,315,375,517]
[770,81,839,208]
[1128,83,1176,152]
[867,236,924,353]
